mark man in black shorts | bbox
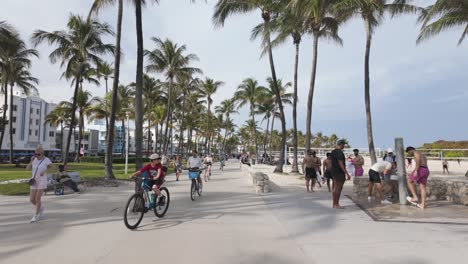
[330,139,351,209]
[322,153,333,192]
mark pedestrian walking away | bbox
[27,146,54,223]
[353,149,364,177]
[174,155,182,181]
[330,139,351,209]
[161,152,169,173]
[406,146,430,209]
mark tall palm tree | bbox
[235,78,267,161]
[145,37,201,152]
[255,99,274,154]
[0,25,38,162]
[417,0,468,45]
[289,0,343,153]
[214,0,289,172]
[32,14,114,165]
[116,84,135,156]
[199,77,224,152]
[269,7,309,173]
[334,0,419,163]
[96,61,114,140]
[175,74,199,156]
[89,0,124,179]
[215,98,238,152]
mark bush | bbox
[80,156,105,163]
[79,156,152,164]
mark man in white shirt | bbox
[188,150,203,184]
[368,161,392,204]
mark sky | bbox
[1,0,467,150]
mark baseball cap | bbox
[387,148,393,153]
[149,154,161,160]
[337,139,346,146]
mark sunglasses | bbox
[35,153,42,156]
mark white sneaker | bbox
[368,196,372,202]
[382,200,392,205]
[30,215,38,223]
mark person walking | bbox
[161,152,169,173]
[26,146,53,223]
[406,146,430,209]
[331,139,351,209]
[302,150,321,192]
[353,149,364,177]
[174,155,182,181]
[442,160,449,174]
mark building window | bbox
[12,128,16,135]
[13,105,17,111]
[29,119,32,125]
[30,108,33,114]
[35,119,39,125]
[12,116,16,123]
[29,129,32,135]
[35,130,38,136]
[49,131,55,137]
[36,109,40,115]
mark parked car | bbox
[14,156,32,164]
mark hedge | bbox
[80,156,150,164]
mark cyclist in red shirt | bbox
[130,154,165,201]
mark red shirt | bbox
[139,163,164,179]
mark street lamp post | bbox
[59,118,64,162]
[125,111,130,174]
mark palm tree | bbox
[214,0,289,172]
[269,7,309,174]
[215,98,238,152]
[175,74,199,156]
[96,61,114,139]
[89,0,124,179]
[255,98,275,154]
[334,0,419,163]
[235,78,267,161]
[32,14,114,165]
[145,37,201,153]
[46,104,73,161]
[0,25,38,162]
[116,84,135,156]
[289,0,343,153]
[199,77,224,152]
[417,0,468,45]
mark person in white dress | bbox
[345,155,355,177]
[26,146,54,223]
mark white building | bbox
[0,88,60,161]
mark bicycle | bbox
[123,175,170,230]
[188,168,203,201]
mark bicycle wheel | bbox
[123,193,145,230]
[197,180,203,196]
[191,179,198,201]
[154,187,170,218]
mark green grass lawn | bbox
[0,162,174,195]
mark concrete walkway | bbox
[1,160,467,264]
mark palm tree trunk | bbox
[75,115,83,162]
[365,19,377,164]
[250,105,259,162]
[291,41,301,173]
[262,15,286,173]
[154,122,159,153]
[104,0,122,180]
[0,78,9,156]
[179,94,187,156]
[162,78,173,153]
[121,119,125,156]
[269,111,275,157]
[134,0,144,169]
[104,0,122,179]
[8,83,14,163]
[305,35,319,152]
[60,121,64,161]
[263,116,270,154]
[147,119,151,154]
[64,71,81,166]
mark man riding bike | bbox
[188,150,203,184]
[203,153,213,181]
[129,153,165,208]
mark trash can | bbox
[251,159,256,165]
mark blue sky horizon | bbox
[1,0,467,150]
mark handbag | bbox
[28,159,45,186]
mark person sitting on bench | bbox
[55,165,80,193]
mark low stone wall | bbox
[353,176,468,205]
[241,164,271,193]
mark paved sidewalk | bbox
[1,160,467,264]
